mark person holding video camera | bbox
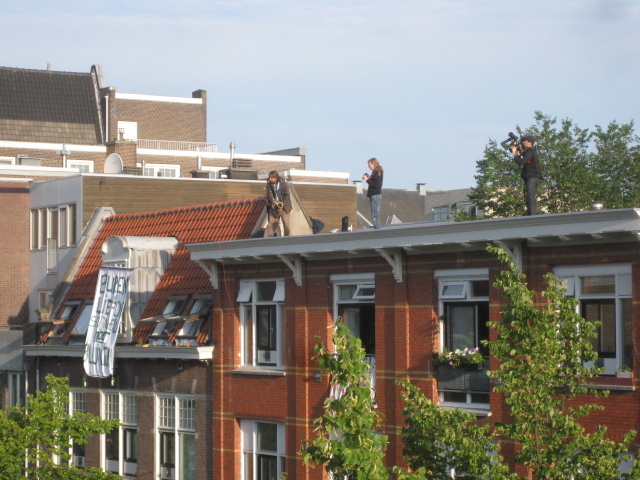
[362,158,384,229]
[511,135,543,216]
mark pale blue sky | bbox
[3,0,639,189]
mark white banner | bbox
[84,266,132,378]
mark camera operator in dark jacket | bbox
[511,135,543,216]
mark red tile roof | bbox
[58,198,265,340]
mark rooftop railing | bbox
[137,139,218,152]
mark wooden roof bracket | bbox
[494,240,523,272]
[278,254,303,287]
[196,261,219,290]
[375,248,403,283]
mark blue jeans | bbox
[370,194,382,229]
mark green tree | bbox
[300,321,389,480]
[393,380,516,480]
[0,374,120,480]
[471,112,640,218]
[487,245,640,479]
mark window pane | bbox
[622,298,633,367]
[60,207,68,246]
[258,454,278,480]
[74,304,92,335]
[31,210,39,248]
[471,280,489,297]
[68,204,77,245]
[122,395,137,425]
[180,433,196,480]
[125,428,138,461]
[581,275,615,295]
[447,305,476,351]
[583,300,616,358]
[106,429,119,461]
[257,423,277,452]
[159,397,175,428]
[256,281,276,302]
[257,306,276,350]
[243,305,254,365]
[161,432,175,466]
[338,285,356,301]
[179,398,195,431]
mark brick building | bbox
[24,207,640,478]
[0,65,309,179]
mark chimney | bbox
[417,183,427,196]
[352,180,363,194]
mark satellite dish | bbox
[104,153,123,174]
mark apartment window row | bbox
[30,203,77,250]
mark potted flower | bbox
[434,347,484,369]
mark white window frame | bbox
[68,160,94,173]
[555,264,632,375]
[8,372,25,407]
[433,205,450,221]
[69,389,87,468]
[241,420,285,480]
[102,391,138,478]
[143,163,180,178]
[156,394,196,480]
[201,166,227,179]
[238,279,285,368]
[435,268,490,408]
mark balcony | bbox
[137,139,218,152]
[437,361,490,407]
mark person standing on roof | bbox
[264,171,292,236]
[510,135,543,216]
[362,158,384,229]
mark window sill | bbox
[439,404,492,417]
[588,376,635,391]
[231,366,286,377]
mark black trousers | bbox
[524,177,540,216]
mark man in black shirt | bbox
[511,135,543,215]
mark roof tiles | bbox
[61,197,265,319]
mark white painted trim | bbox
[554,264,631,277]
[434,268,489,279]
[288,169,350,180]
[0,140,106,152]
[115,92,202,104]
[330,272,375,282]
[137,149,302,163]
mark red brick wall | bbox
[26,240,640,479]
[0,180,30,326]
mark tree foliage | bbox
[393,380,516,480]
[471,112,640,218]
[0,374,120,480]
[487,245,640,479]
[300,321,389,480]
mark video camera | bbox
[500,132,521,150]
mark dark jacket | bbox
[366,170,383,197]
[514,146,543,180]
[266,179,292,213]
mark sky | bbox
[3,0,640,190]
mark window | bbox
[8,372,25,407]
[69,302,93,345]
[143,164,180,178]
[556,264,632,375]
[238,280,285,368]
[241,420,285,480]
[157,395,196,480]
[175,297,211,347]
[70,390,86,468]
[332,274,377,394]
[150,297,188,346]
[436,269,490,407]
[103,391,138,477]
[68,160,94,172]
[30,204,77,249]
[433,205,449,221]
[332,275,376,355]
